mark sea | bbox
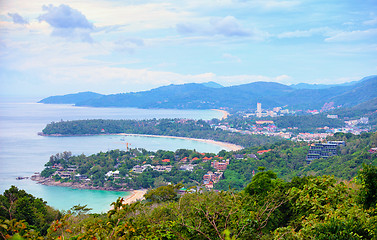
[0,99,224,213]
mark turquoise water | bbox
[0,101,223,213]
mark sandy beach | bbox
[122,189,148,205]
[212,109,230,120]
[118,133,243,151]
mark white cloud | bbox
[277,27,334,38]
[184,0,301,10]
[177,16,250,37]
[363,16,377,26]
[222,53,242,63]
[176,16,269,41]
[325,28,377,42]
[8,12,29,24]
[251,0,301,10]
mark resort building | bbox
[306,141,345,162]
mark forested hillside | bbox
[41,119,281,148]
[38,132,377,191]
[2,165,377,239]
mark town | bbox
[213,102,371,142]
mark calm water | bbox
[0,101,223,213]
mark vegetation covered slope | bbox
[39,132,377,192]
[2,165,377,239]
[41,118,281,148]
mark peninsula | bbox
[40,118,280,148]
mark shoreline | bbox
[31,175,130,192]
[39,132,244,151]
[122,189,148,205]
[117,133,243,151]
[212,109,229,120]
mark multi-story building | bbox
[256,103,262,118]
[306,141,345,162]
[211,159,230,171]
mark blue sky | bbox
[1,0,377,98]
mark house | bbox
[132,165,143,173]
[180,164,196,171]
[233,154,245,160]
[368,148,377,153]
[55,171,71,179]
[154,165,172,172]
[257,149,271,155]
[203,171,223,184]
[211,159,230,171]
[105,170,120,178]
[204,182,213,190]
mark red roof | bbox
[162,159,170,162]
[257,149,272,154]
[192,157,199,161]
[203,157,212,160]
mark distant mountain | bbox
[39,76,377,110]
[39,91,104,104]
[290,83,338,89]
[289,77,373,90]
[201,81,223,88]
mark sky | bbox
[1,0,377,98]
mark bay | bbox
[0,101,224,213]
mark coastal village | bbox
[213,102,371,142]
[33,148,268,191]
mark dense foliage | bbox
[215,132,377,190]
[0,186,61,238]
[224,113,344,133]
[3,165,377,239]
[42,118,281,148]
[40,132,377,192]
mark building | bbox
[179,164,196,171]
[306,141,345,162]
[257,149,271,155]
[203,171,223,185]
[105,170,120,178]
[211,159,230,171]
[256,103,262,118]
[327,114,338,119]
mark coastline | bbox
[31,175,129,192]
[122,189,148,205]
[117,133,243,151]
[212,109,229,120]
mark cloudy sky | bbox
[1,0,377,98]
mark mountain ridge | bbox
[39,76,377,110]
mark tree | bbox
[356,163,377,209]
[144,184,182,203]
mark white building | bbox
[256,102,262,118]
